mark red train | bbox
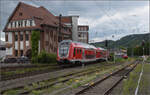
[57,40,109,64]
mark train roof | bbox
[60,40,97,49]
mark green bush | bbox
[31,31,40,63]
[37,51,57,64]
[109,53,114,61]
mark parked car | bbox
[17,56,30,63]
[122,55,128,59]
[4,58,17,63]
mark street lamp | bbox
[112,35,115,64]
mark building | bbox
[56,16,79,41]
[0,40,6,59]
[3,2,72,58]
[56,16,89,43]
[78,25,89,43]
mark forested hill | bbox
[91,33,150,49]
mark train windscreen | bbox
[59,42,70,57]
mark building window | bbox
[5,34,8,42]
[14,21,17,27]
[10,22,13,28]
[24,20,27,27]
[29,20,33,26]
[20,21,23,27]
[15,34,18,41]
[18,21,21,27]
[15,50,18,56]
[16,21,18,28]
[19,12,22,16]
[26,34,29,41]
[0,47,6,50]
[20,34,23,41]
[21,50,23,56]
[12,22,15,28]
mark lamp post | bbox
[112,35,115,63]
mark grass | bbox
[115,57,135,63]
[3,90,19,95]
[1,65,57,76]
[41,63,128,95]
[138,63,150,95]
[146,56,150,63]
[3,60,133,95]
[122,64,142,95]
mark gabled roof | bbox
[56,16,72,24]
[4,2,60,31]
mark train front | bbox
[57,40,72,64]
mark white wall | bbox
[15,41,18,50]
[72,16,79,41]
[26,41,29,47]
[8,32,12,43]
[20,41,23,50]
[6,32,13,56]
[6,48,12,55]
[8,23,11,28]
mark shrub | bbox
[3,90,19,95]
[37,51,57,64]
[109,53,114,61]
[31,31,40,63]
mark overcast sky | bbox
[0,0,149,42]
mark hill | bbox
[91,33,150,49]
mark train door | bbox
[82,49,85,60]
[76,48,82,60]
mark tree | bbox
[31,30,40,63]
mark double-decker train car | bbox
[96,47,109,61]
[57,40,109,64]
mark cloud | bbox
[79,4,149,42]
[0,1,149,42]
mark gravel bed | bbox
[59,62,135,95]
[0,63,103,92]
[0,63,31,68]
[79,69,131,95]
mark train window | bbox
[80,49,82,53]
[79,49,81,54]
[77,49,79,54]
[74,48,76,56]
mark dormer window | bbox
[20,20,23,27]
[18,21,21,27]
[24,20,27,27]
[14,21,16,27]
[16,21,18,28]
[19,12,22,16]
[10,22,13,28]
[29,20,32,26]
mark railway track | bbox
[1,62,128,94]
[1,62,118,81]
[1,65,104,94]
[1,64,86,81]
[1,64,56,71]
[1,65,62,81]
[75,62,138,95]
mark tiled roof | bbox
[4,2,60,31]
[56,16,72,23]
